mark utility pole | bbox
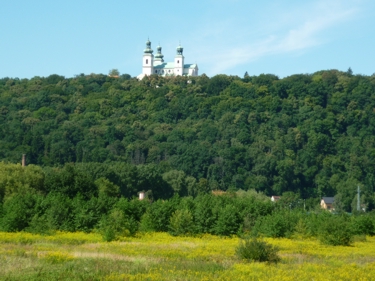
[357,185,361,212]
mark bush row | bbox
[1,190,374,245]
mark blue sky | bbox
[1,0,374,79]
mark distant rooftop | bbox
[322,197,334,204]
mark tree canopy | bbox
[1,70,375,210]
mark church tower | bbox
[174,44,184,76]
[142,39,154,76]
[154,45,164,65]
[137,40,198,79]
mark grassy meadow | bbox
[1,232,375,280]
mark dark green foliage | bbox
[301,211,331,237]
[115,198,149,222]
[318,214,353,246]
[72,196,101,232]
[236,237,280,263]
[169,209,194,236]
[139,212,155,232]
[214,204,241,236]
[137,164,174,199]
[206,74,234,95]
[193,194,217,234]
[95,177,120,197]
[30,192,74,232]
[0,72,375,209]
[0,192,41,232]
[43,164,97,199]
[0,173,375,240]
[142,198,178,232]
[236,191,275,232]
[350,214,375,236]
[99,208,137,241]
[27,213,54,234]
[277,191,303,210]
[252,210,300,238]
[2,70,375,237]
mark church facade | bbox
[137,39,198,79]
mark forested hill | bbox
[1,71,375,208]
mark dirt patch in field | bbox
[71,251,160,263]
[82,243,102,248]
[166,242,198,249]
[117,241,142,246]
[281,253,311,263]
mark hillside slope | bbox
[1,71,375,207]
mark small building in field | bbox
[271,195,281,202]
[321,197,334,211]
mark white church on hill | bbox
[137,39,198,80]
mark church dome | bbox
[144,39,153,54]
[155,45,164,60]
[176,45,183,55]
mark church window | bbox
[146,59,148,64]
[177,60,179,63]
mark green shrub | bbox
[292,218,310,239]
[236,237,280,263]
[318,215,353,246]
[98,209,137,242]
[95,177,120,197]
[0,192,41,232]
[169,209,194,236]
[139,212,155,233]
[252,211,299,238]
[26,214,54,235]
[194,194,217,234]
[214,204,241,236]
[145,199,177,232]
[351,214,375,236]
[303,211,330,237]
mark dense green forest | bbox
[1,161,375,243]
[1,70,375,212]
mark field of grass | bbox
[1,231,375,280]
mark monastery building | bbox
[137,39,198,79]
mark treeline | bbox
[0,162,374,245]
[1,70,375,211]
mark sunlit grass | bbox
[1,232,375,280]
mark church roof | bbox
[185,64,198,69]
[154,62,174,69]
[153,63,197,69]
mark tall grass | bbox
[1,232,375,280]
